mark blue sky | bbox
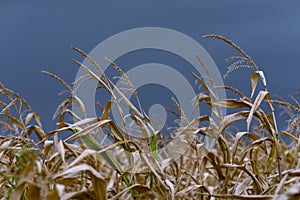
[1,1,300,132]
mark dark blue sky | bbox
[1,1,300,132]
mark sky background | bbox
[1,1,300,132]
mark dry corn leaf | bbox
[54,163,105,181]
[0,97,21,114]
[26,184,41,200]
[175,184,208,197]
[235,177,252,195]
[232,132,258,163]
[65,119,111,142]
[109,184,153,200]
[26,125,45,141]
[247,91,269,131]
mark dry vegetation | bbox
[0,35,299,200]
